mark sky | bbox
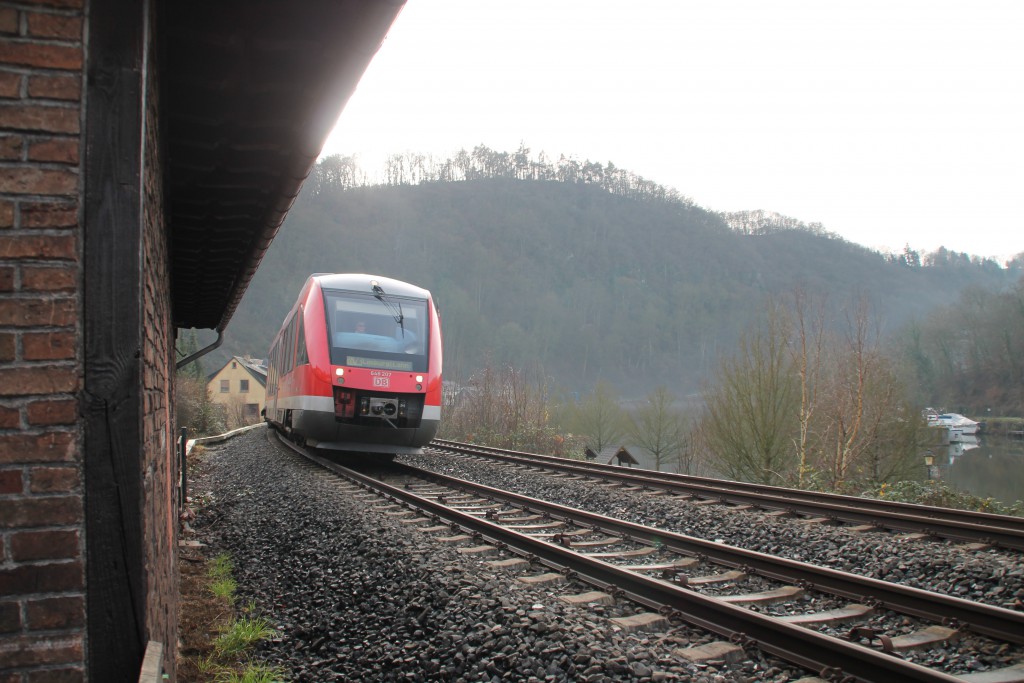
[321,0,1023,262]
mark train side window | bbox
[296,313,309,366]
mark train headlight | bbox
[335,368,344,376]
[415,375,423,383]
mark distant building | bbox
[207,356,268,427]
[585,445,640,467]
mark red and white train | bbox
[265,273,442,455]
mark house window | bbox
[220,379,229,393]
[244,403,259,418]
[240,379,249,393]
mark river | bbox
[937,434,1024,506]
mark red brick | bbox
[0,166,77,195]
[0,496,81,528]
[20,201,78,228]
[0,9,17,35]
[0,431,76,463]
[0,134,23,160]
[0,265,13,290]
[0,43,82,70]
[25,595,84,630]
[0,234,76,259]
[26,13,82,40]
[22,265,77,291]
[28,465,79,493]
[0,199,13,227]
[0,70,20,98]
[23,331,75,360]
[27,398,75,425]
[0,332,13,360]
[27,668,85,683]
[0,367,78,398]
[11,529,79,561]
[0,601,21,633]
[27,74,80,101]
[28,138,77,164]
[0,298,77,326]
[0,403,19,427]
[0,103,79,134]
[0,634,83,668]
[0,468,22,493]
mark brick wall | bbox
[141,13,178,677]
[0,0,86,681]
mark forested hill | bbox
[221,155,1019,396]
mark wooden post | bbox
[83,0,148,679]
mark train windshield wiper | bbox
[371,281,405,337]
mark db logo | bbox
[373,377,390,388]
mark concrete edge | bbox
[185,422,267,455]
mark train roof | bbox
[312,273,432,299]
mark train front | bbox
[308,275,442,454]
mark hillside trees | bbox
[898,276,1024,415]
[218,152,1019,401]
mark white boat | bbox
[926,411,980,436]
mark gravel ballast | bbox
[187,428,1024,680]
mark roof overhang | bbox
[164,0,405,331]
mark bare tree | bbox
[700,302,798,485]
[572,380,626,453]
[627,386,684,472]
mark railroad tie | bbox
[558,591,615,606]
[570,537,622,549]
[684,570,747,586]
[957,662,1024,683]
[457,544,499,556]
[718,585,804,606]
[517,572,565,586]
[776,603,874,626]
[672,641,743,666]
[486,558,530,570]
[399,516,432,524]
[620,558,698,572]
[436,534,473,543]
[887,625,960,652]
[585,547,658,559]
[609,612,668,633]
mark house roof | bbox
[164,0,405,331]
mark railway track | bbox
[275,433,1024,683]
[432,439,1024,552]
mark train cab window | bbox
[324,289,429,372]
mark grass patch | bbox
[213,615,275,658]
[179,552,284,682]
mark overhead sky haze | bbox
[321,0,1023,262]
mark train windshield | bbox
[323,289,429,372]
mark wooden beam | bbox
[83,0,148,680]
